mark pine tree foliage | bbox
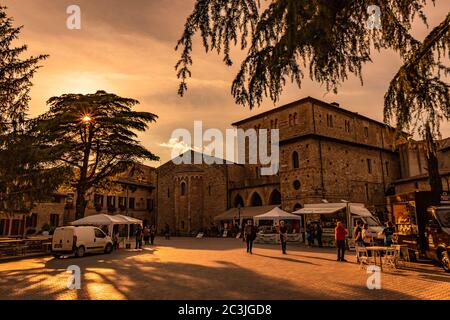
[384,12,449,139]
[0,6,65,216]
[0,6,48,131]
[36,91,159,219]
[176,0,438,108]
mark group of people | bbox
[134,225,156,249]
[242,219,288,255]
[306,223,323,248]
[335,220,397,262]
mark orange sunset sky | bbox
[2,0,450,166]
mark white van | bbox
[52,226,113,258]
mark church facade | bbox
[155,96,406,235]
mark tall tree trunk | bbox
[425,124,443,197]
[75,187,87,220]
[75,124,94,220]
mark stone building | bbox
[156,96,408,233]
[393,138,450,194]
[0,193,67,237]
[156,152,246,235]
[0,163,157,236]
[231,96,402,214]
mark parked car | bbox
[52,226,113,258]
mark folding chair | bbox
[355,245,374,269]
[383,247,399,269]
[392,245,410,268]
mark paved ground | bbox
[0,237,449,300]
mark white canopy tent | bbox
[253,207,302,243]
[254,207,302,224]
[71,214,143,239]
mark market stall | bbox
[213,205,278,237]
[71,213,142,244]
[294,203,383,247]
[253,207,302,244]
[294,203,347,247]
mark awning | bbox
[293,203,346,215]
[293,202,373,217]
[214,205,279,221]
[349,205,373,217]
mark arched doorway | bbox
[269,189,281,205]
[250,192,263,206]
[233,194,244,208]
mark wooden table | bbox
[365,246,398,271]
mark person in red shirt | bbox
[335,221,348,262]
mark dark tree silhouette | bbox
[36,91,160,219]
[0,6,66,218]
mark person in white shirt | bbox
[362,223,373,256]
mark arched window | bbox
[269,189,281,205]
[293,113,298,125]
[250,192,263,207]
[181,182,186,196]
[233,194,244,208]
[293,203,303,211]
[289,114,292,127]
[292,151,299,169]
[250,192,262,207]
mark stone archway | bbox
[250,192,263,207]
[233,194,244,208]
[268,189,281,205]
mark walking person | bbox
[150,225,156,245]
[279,220,288,254]
[143,225,150,245]
[135,225,143,249]
[316,223,323,248]
[164,223,170,240]
[335,221,348,262]
[243,219,257,254]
